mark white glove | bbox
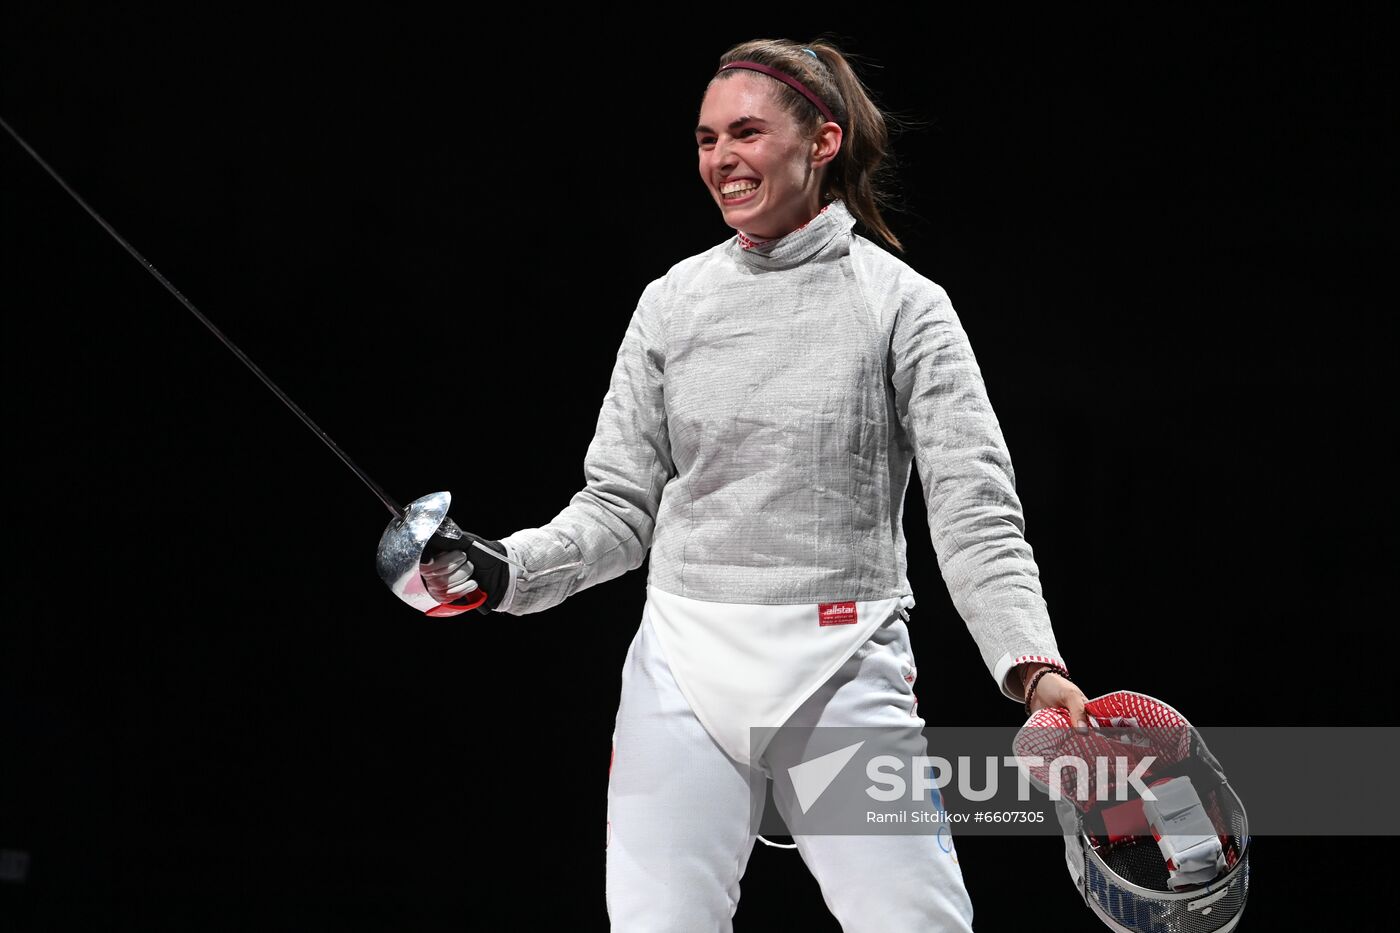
[419,550,480,605]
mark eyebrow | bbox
[695,115,767,136]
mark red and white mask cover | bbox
[1014,690,1196,815]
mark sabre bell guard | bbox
[375,490,485,617]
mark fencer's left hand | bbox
[1025,668,1090,732]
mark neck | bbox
[738,199,833,250]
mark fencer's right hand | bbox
[420,549,479,605]
[419,527,511,614]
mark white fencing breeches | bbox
[605,599,976,932]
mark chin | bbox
[720,201,767,229]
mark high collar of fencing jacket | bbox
[731,199,855,270]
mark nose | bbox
[713,136,739,174]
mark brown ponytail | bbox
[708,36,919,253]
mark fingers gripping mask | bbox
[1013,691,1251,933]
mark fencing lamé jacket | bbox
[493,198,1067,765]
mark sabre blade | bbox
[2,114,404,519]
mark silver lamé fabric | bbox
[494,199,1062,696]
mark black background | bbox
[2,5,1395,930]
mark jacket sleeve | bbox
[492,280,673,615]
[889,281,1068,702]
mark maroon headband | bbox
[716,60,837,125]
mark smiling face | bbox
[696,72,841,240]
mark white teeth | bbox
[722,180,760,196]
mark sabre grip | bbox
[420,522,510,615]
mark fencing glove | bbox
[420,529,510,614]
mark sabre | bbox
[2,114,518,618]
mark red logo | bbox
[818,601,858,626]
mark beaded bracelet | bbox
[1023,665,1071,716]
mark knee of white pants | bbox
[795,833,975,933]
[606,846,748,932]
[605,802,760,932]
